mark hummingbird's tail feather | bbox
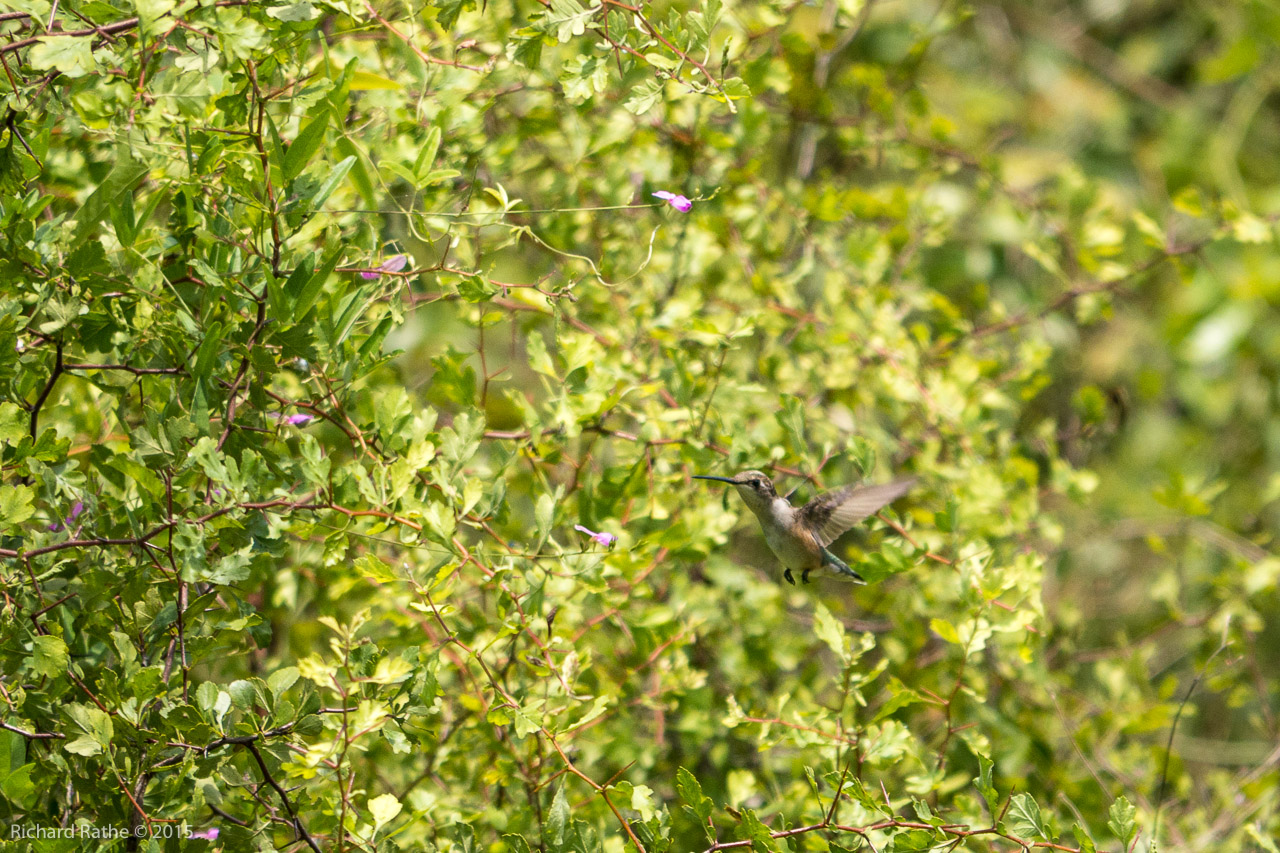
[820,547,866,585]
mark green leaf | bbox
[458,274,499,303]
[546,0,594,41]
[196,681,220,711]
[64,735,103,757]
[1108,797,1137,848]
[526,330,557,377]
[189,322,225,379]
[562,695,610,733]
[934,497,958,533]
[624,79,665,115]
[0,403,26,444]
[508,32,544,69]
[610,780,658,822]
[0,730,25,775]
[870,677,922,723]
[720,77,751,100]
[30,635,68,679]
[1072,822,1098,853]
[1246,825,1280,853]
[535,492,556,543]
[1006,793,1047,840]
[268,666,299,699]
[109,189,136,246]
[64,705,112,756]
[310,154,355,208]
[348,68,402,90]
[414,126,442,183]
[227,679,257,710]
[267,1,322,21]
[930,618,960,644]
[513,704,542,738]
[29,37,99,78]
[912,799,938,824]
[450,822,477,853]
[733,807,776,852]
[334,135,377,206]
[891,829,942,852]
[0,485,35,531]
[436,0,474,28]
[281,253,315,306]
[503,835,533,853]
[135,0,176,30]
[294,248,343,321]
[974,753,999,818]
[547,786,569,849]
[369,793,402,830]
[283,113,330,182]
[72,149,148,241]
[370,655,413,685]
[774,395,807,454]
[1,763,35,808]
[676,766,713,830]
[813,601,847,662]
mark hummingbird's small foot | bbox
[801,569,812,584]
[783,569,796,585]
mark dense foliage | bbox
[2,1,1278,851]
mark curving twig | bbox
[246,740,324,853]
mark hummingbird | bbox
[692,471,916,586]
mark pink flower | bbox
[48,500,85,532]
[188,827,220,840]
[268,412,314,425]
[652,191,692,212]
[574,525,617,548]
[361,254,408,280]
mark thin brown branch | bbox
[601,0,731,106]
[361,1,487,71]
[28,339,63,438]
[245,740,324,853]
[0,495,319,560]
[0,720,66,739]
[0,0,254,55]
[65,362,185,375]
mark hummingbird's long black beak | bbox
[692,475,738,484]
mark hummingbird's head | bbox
[692,470,778,513]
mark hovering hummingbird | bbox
[693,471,915,585]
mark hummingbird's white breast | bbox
[751,498,822,571]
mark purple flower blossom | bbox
[574,525,617,549]
[268,412,314,425]
[361,254,408,280]
[653,191,692,212]
[48,500,85,532]
[188,827,220,840]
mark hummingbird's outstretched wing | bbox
[798,479,916,547]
